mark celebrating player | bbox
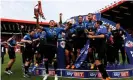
[87,21,110,80]
[21,30,35,77]
[4,35,17,75]
[39,20,68,80]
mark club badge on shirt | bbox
[60,41,65,48]
[120,31,122,34]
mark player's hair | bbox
[49,20,55,23]
[36,27,42,29]
[67,22,72,27]
[88,13,93,16]
[28,29,34,33]
[96,20,103,25]
[78,15,83,18]
[116,23,120,25]
[104,24,110,28]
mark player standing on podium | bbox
[39,19,69,80]
[86,21,110,80]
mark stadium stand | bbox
[1,18,49,41]
[1,0,133,80]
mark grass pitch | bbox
[1,53,133,80]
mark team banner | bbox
[74,41,90,68]
[124,33,133,64]
[57,39,66,69]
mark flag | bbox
[74,40,90,68]
[34,1,45,20]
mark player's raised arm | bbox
[59,13,63,25]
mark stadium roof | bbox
[1,18,49,34]
[1,18,49,25]
[100,0,133,29]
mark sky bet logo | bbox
[89,72,102,78]
[113,71,129,77]
[113,72,121,77]
[66,71,84,78]
[89,72,97,77]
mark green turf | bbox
[1,53,133,80]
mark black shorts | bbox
[33,46,39,54]
[89,39,96,48]
[20,46,24,53]
[94,44,106,60]
[8,47,16,59]
[65,41,73,51]
[74,37,86,49]
[23,47,34,61]
[39,44,57,62]
[1,52,5,57]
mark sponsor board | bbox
[35,69,40,75]
[97,72,102,78]
[120,71,129,77]
[88,72,97,77]
[88,72,102,78]
[29,68,60,76]
[49,70,55,76]
[30,67,133,78]
[112,71,129,77]
[65,71,84,78]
